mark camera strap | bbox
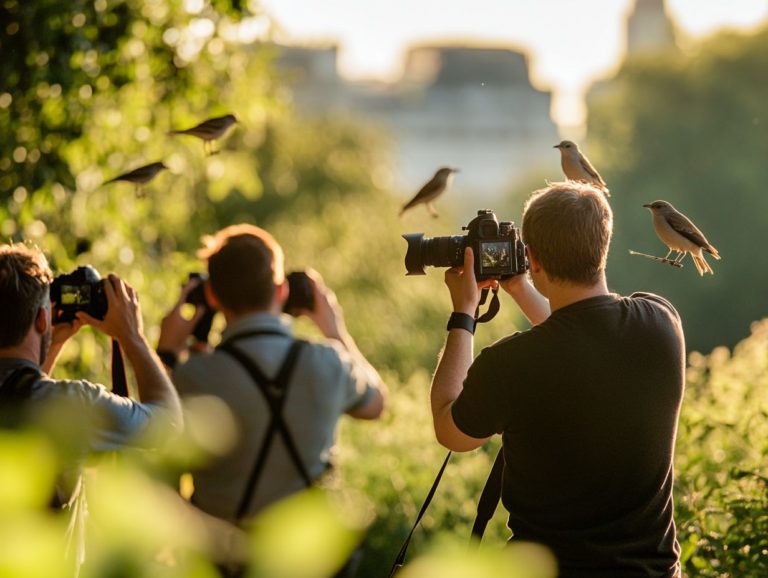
[471,447,505,540]
[388,450,452,577]
[475,286,501,324]
[388,445,505,576]
[110,340,129,397]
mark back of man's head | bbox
[199,224,285,313]
[522,182,613,286]
[0,243,53,348]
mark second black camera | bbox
[402,209,527,281]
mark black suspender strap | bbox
[388,451,452,577]
[217,335,310,520]
[470,446,505,540]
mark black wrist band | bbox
[156,349,179,369]
[446,312,476,335]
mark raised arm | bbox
[501,273,551,325]
[78,274,183,431]
[430,247,492,452]
[302,269,387,420]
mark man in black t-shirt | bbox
[431,183,684,578]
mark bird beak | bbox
[642,204,651,208]
[553,144,560,149]
[452,168,460,173]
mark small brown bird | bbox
[643,200,721,276]
[554,140,610,197]
[104,161,167,197]
[170,113,238,156]
[400,167,458,218]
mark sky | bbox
[257,0,768,127]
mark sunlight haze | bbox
[259,0,768,127]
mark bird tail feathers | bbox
[692,254,714,276]
[706,245,721,260]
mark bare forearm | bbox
[119,334,183,427]
[431,330,485,451]
[506,277,550,325]
[330,324,389,411]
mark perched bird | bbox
[399,167,458,218]
[170,113,238,156]
[554,140,610,197]
[643,200,721,276]
[104,161,167,197]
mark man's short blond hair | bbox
[522,182,613,285]
[198,224,285,313]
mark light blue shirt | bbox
[172,312,381,520]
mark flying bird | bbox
[399,167,458,218]
[104,161,167,197]
[170,113,238,156]
[643,200,720,276]
[554,140,610,197]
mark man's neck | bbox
[0,341,40,365]
[546,276,610,312]
[221,305,280,324]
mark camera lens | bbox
[403,234,464,275]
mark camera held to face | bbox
[402,209,528,281]
[283,271,315,316]
[50,265,108,324]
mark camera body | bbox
[50,265,108,323]
[185,272,212,309]
[402,209,527,281]
[283,271,315,316]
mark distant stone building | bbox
[275,44,559,207]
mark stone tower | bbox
[626,0,677,55]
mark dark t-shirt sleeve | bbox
[451,345,508,439]
[631,292,681,323]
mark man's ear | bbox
[275,279,288,306]
[35,306,50,334]
[526,246,543,274]
[203,282,221,310]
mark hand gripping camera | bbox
[402,209,528,281]
[49,265,108,324]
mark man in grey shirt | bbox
[0,242,183,521]
[158,224,387,522]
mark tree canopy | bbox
[587,25,768,353]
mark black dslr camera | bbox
[50,265,108,324]
[402,209,527,281]
[184,273,216,344]
[185,272,211,309]
[283,271,315,316]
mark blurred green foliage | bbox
[587,24,768,354]
[2,1,768,577]
[674,319,768,576]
